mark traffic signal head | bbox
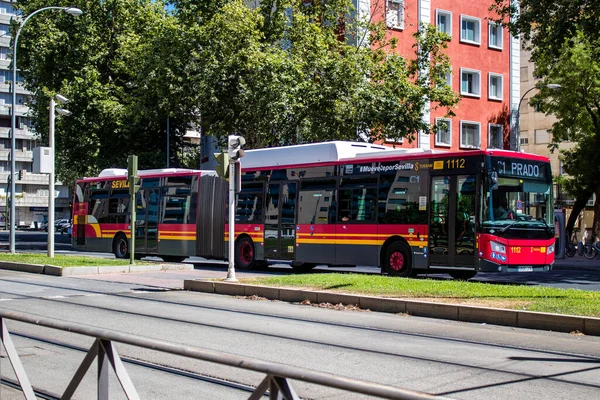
[128,175,140,195]
[213,151,229,178]
[227,135,246,162]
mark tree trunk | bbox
[566,196,590,236]
[593,189,600,241]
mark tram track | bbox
[2,330,268,399]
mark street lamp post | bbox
[48,95,71,258]
[515,83,562,152]
[9,6,82,253]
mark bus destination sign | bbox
[492,157,548,180]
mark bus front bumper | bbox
[477,259,553,273]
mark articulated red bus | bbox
[232,141,555,279]
[72,141,554,279]
[71,168,228,262]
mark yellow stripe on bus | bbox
[159,236,195,241]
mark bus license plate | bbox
[517,266,533,272]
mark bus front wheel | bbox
[384,241,414,277]
[235,237,256,270]
[113,234,129,259]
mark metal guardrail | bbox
[0,309,450,400]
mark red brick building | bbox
[364,0,517,151]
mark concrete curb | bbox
[0,261,194,277]
[183,280,600,337]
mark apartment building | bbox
[0,1,70,229]
[365,0,516,151]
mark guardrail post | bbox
[98,338,109,400]
[100,339,140,400]
[0,318,36,400]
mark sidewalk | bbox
[553,255,600,271]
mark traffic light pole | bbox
[127,155,139,265]
[225,159,237,282]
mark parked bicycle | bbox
[565,230,578,257]
[582,235,600,259]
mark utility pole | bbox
[225,135,246,282]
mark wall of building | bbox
[371,0,513,151]
[0,1,71,229]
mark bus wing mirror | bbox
[490,171,498,190]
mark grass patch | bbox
[242,274,600,317]
[0,253,149,267]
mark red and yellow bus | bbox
[72,141,555,279]
[72,168,228,262]
[233,141,555,279]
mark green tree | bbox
[189,0,458,148]
[15,0,191,187]
[541,34,600,237]
[492,1,600,236]
[16,0,458,186]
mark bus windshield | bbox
[482,176,553,236]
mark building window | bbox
[385,136,404,144]
[460,121,480,149]
[488,73,503,100]
[460,68,481,97]
[0,24,9,37]
[534,129,550,144]
[460,15,481,44]
[520,137,529,146]
[488,22,503,49]
[488,124,503,149]
[0,47,9,60]
[436,10,452,36]
[386,0,404,30]
[445,71,452,87]
[435,118,452,147]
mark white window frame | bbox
[488,73,503,101]
[460,68,481,97]
[460,121,481,149]
[460,15,481,45]
[444,66,453,88]
[386,0,405,30]
[488,124,503,149]
[435,118,452,147]
[436,10,452,37]
[488,21,503,50]
[385,136,404,144]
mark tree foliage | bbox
[493,1,600,235]
[15,0,457,185]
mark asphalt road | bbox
[2,231,600,291]
[0,269,598,400]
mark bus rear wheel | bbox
[384,241,414,277]
[449,271,476,280]
[113,234,129,259]
[235,237,256,270]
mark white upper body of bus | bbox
[240,141,435,169]
[96,168,217,179]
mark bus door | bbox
[428,175,476,268]
[135,187,160,254]
[264,182,297,260]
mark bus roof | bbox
[241,141,551,170]
[241,141,426,169]
[79,168,217,182]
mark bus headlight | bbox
[490,241,506,254]
[547,244,555,254]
